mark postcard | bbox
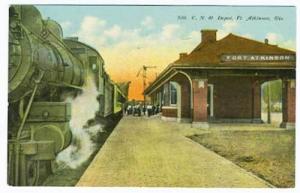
[5,2,296,189]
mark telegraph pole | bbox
[136,65,157,109]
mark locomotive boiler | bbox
[8,5,129,186]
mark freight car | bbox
[8,5,128,186]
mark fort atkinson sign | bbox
[221,54,296,62]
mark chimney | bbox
[264,38,269,44]
[201,29,217,44]
[179,53,188,60]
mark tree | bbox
[262,80,282,112]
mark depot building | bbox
[144,29,296,129]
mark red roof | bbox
[144,32,295,95]
[173,33,295,68]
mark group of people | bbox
[125,103,161,117]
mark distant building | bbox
[144,29,295,129]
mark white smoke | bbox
[56,76,104,169]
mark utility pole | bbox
[142,66,147,105]
[137,65,157,108]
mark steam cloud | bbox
[56,76,103,169]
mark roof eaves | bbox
[224,33,296,53]
[144,64,176,94]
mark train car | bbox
[102,72,128,116]
[113,83,128,114]
[8,5,128,186]
[103,72,114,117]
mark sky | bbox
[36,5,296,100]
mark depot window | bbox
[170,81,177,105]
[163,83,168,105]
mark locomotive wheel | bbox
[26,160,39,186]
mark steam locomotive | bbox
[8,5,129,186]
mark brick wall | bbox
[192,79,208,122]
[209,76,255,119]
[162,107,177,117]
[282,79,295,123]
[170,73,191,118]
[252,80,261,119]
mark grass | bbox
[189,130,295,188]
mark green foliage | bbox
[262,80,282,103]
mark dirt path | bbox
[76,116,271,187]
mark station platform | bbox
[76,116,272,187]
